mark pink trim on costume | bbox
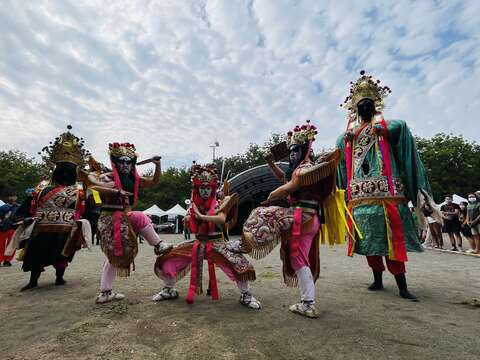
[377,119,395,196]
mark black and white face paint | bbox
[289,145,303,168]
[468,196,477,203]
[199,185,213,200]
[445,197,453,205]
[117,156,133,174]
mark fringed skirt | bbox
[154,240,256,294]
[242,206,320,287]
[98,211,138,277]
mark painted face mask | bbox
[468,196,477,203]
[117,156,133,174]
[289,145,303,167]
[199,185,213,200]
[460,205,466,210]
[445,198,453,205]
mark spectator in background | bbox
[440,195,463,251]
[183,216,191,240]
[0,193,20,266]
[459,201,475,253]
[466,193,480,254]
[421,202,443,249]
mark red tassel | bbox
[385,202,408,262]
[206,242,219,300]
[186,240,200,304]
[290,207,303,259]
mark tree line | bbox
[1,133,479,206]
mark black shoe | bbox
[20,270,41,291]
[55,277,66,286]
[394,273,418,301]
[3,261,12,267]
[368,270,384,291]
[20,282,38,291]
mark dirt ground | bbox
[1,234,479,360]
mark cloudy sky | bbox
[0,0,479,169]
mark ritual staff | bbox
[240,121,342,318]
[153,163,261,310]
[88,143,172,304]
[336,71,433,301]
[11,126,91,291]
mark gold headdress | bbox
[287,120,318,147]
[108,142,137,159]
[341,70,392,116]
[40,125,89,168]
[190,162,218,186]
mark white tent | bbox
[165,204,187,217]
[143,204,166,217]
[439,194,468,206]
[0,200,4,207]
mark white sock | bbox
[164,278,176,288]
[296,266,315,303]
[236,281,249,294]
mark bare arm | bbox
[140,158,161,188]
[89,185,120,196]
[197,212,226,225]
[266,177,299,203]
[191,203,226,225]
[87,174,115,188]
[265,153,286,183]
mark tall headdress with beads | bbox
[40,125,90,169]
[341,70,392,120]
[190,162,218,187]
[108,142,137,160]
[287,120,318,147]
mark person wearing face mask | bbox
[336,71,432,301]
[466,194,480,254]
[88,143,172,304]
[440,196,463,251]
[8,126,92,291]
[153,163,261,310]
[421,202,443,249]
[241,121,343,318]
[458,201,474,253]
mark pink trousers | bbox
[289,215,320,271]
[160,254,238,283]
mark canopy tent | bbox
[0,200,4,207]
[143,204,166,217]
[439,194,468,206]
[165,204,187,217]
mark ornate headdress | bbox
[108,142,137,159]
[287,120,318,147]
[40,125,89,169]
[190,162,218,186]
[341,70,392,117]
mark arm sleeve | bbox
[387,120,432,205]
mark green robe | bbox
[336,119,431,257]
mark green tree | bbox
[0,150,45,201]
[137,167,191,210]
[415,133,480,202]
[214,133,286,179]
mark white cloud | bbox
[0,0,478,169]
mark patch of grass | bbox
[259,271,279,279]
[105,302,129,315]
